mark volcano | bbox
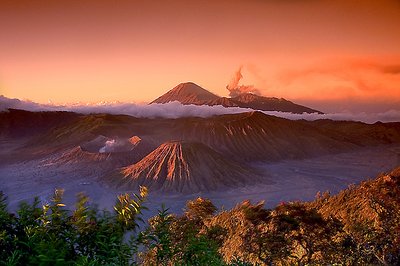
[150,82,220,105]
[105,141,263,193]
[151,82,322,114]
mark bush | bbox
[1,173,400,266]
[0,188,147,265]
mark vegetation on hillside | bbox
[1,168,399,265]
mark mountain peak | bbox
[150,82,220,105]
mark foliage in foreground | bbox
[0,167,400,265]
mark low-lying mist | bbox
[1,95,399,124]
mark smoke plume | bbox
[226,66,261,97]
[98,138,138,153]
[99,140,116,153]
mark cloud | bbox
[264,110,400,124]
[281,60,400,81]
[276,58,400,101]
[381,64,400,74]
[1,95,400,124]
[0,95,253,118]
[0,95,47,112]
[226,66,261,97]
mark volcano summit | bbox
[106,141,263,193]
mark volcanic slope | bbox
[303,119,400,146]
[29,111,351,161]
[162,111,361,161]
[151,82,322,114]
[227,93,322,114]
[105,141,264,193]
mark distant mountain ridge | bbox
[151,82,322,114]
[3,109,400,163]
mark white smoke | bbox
[99,140,116,153]
[226,66,261,97]
[98,138,140,153]
[1,95,400,124]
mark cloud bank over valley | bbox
[1,95,400,124]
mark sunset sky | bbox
[1,0,400,113]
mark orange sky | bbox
[1,0,400,112]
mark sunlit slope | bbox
[106,141,264,193]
